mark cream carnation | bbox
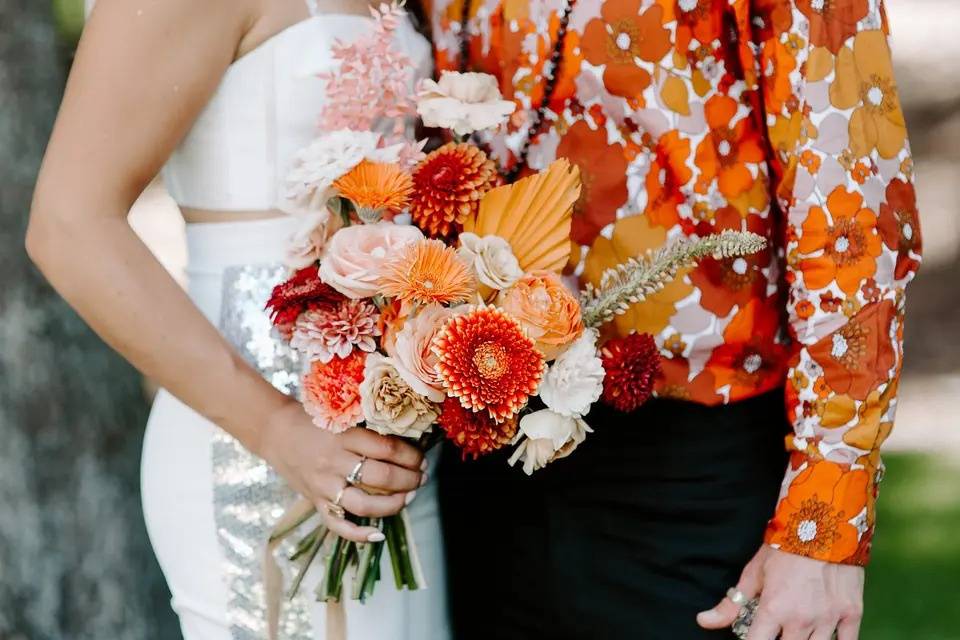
[416,71,516,136]
[319,222,423,298]
[457,232,523,291]
[360,353,438,439]
[538,328,604,418]
[389,304,462,402]
[507,409,592,475]
[284,130,404,210]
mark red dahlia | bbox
[265,266,344,332]
[432,306,545,423]
[437,398,518,460]
[409,142,500,238]
[600,333,663,412]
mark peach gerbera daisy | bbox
[378,238,476,311]
[333,160,413,220]
[432,306,545,422]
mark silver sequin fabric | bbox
[215,263,314,640]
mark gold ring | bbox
[726,587,747,606]
[326,502,346,519]
[333,486,346,507]
[346,457,366,486]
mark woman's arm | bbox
[26,0,423,542]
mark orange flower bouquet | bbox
[266,0,767,610]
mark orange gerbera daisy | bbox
[432,306,545,422]
[378,238,476,311]
[765,459,870,564]
[334,160,413,218]
[409,143,500,238]
[798,186,882,295]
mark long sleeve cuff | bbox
[764,453,877,566]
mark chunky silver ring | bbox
[346,457,367,486]
[726,587,747,607]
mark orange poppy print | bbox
[766,459,870,563]
[581,0,672,99]
[436,0,919,566]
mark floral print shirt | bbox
[430,0,921,565]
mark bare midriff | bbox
[179,207,288,224]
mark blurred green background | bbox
[8,0,959,638]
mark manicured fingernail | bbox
[405,490,417,505]
[367,532,385,542]
[420,459,428,471]
[419,471,429,487]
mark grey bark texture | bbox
[0,2,180,638]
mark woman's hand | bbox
[697,545,865,639]
[259,401,426,543]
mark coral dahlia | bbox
[437,397,518,459]
[378,239,476,311]
[290,299,381,363]
[409,142,500,238]
[302,350,367,433]
[600,333,663,412]
[265,266,344,335]
[432,306,545,422]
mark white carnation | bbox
[538,329,604,418]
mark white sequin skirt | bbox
[141,217,450,640]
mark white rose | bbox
[416,71,516,136]
[507,409,592,475]
[457,232,524,291]
[360,353,438,439]
[538,328,604,418]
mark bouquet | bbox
[266,0,766,608]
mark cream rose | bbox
[507,409,592,475]
[319,222,423,298]
[416,71,516,136]
[360,353,438,439]
[539,329,604,418]
[389,304,462,403]
[457,232,524,291]
[284,206,344,269]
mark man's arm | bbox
[699,0,920,637]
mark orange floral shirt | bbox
[431,0,921,565]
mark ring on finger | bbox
[346,456,367,486]
[326,485,347,519]
[726,587,747,607]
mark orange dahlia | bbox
[333,160,413,217]
[437,397,518,459]
[378,238,476,310]
[432,306,545,422]
[409,142,500,238]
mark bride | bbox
[26,0,449,638]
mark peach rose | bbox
[319,222,423,299]
[389,304,462,402]
[498,270,584,359]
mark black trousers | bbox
[438,390,789,640]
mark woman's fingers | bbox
[321,512,385,543]
[811,625,838,640]
[744,615,781,640]
[341,429,424,471]
[339,486,410,518]
[836,615,862,640]
[343,456,423,494]
[697,552,763,629]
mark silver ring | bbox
[346,456,367,486]
[726,587,747,606]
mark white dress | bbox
[140,6,450,639]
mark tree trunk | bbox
[0,3,179,639]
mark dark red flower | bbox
[600,332,662,412]
[437,398,518,459]
[265,267,344,335]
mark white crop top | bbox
[161,7,432,211]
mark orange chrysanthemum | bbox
[333,160,413,213]
[432,306,545,422]
[378,238,476,310]
[437,397,518,459]
[409,142,500,238]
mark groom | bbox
[431,0,920,638]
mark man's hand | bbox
[696,545,865,639]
